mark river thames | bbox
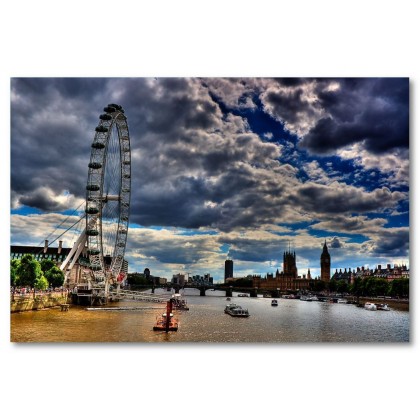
[10,288,409,343]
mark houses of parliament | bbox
[251,241,331,291]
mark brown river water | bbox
[10,289,409,343]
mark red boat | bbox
[153,300,179,331]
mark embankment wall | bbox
[11,292,70,313]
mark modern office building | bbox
[224,259,233,282]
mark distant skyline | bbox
[10,78,409,281]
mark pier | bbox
[71,288,169,306]
[108,290,168,303]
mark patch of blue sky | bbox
[276,221,316,231]
[322,156,356,177]
[384,213,410,228]
[62,208,84,216]
[309,228,367,243]
[11,206,82,216]
[178,229,219,236]
[125,224,219,236]
[238,105,292,144]
[296,168,310,183]
[268,230,311,240]
[397,200,409,213]
[219,243,230,253]
[128,222,147,229]
[11,206,43,215]
[211,90,295,147]
[128,223,165,230]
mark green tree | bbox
[11,259,20,286]
[360,277,389,297]
[328,279,337,293]
[389,278,409,298]
[375,279,389,296]
[350,277,364,297]
[44,266,65,288]
[336,280,349,294]
[40,259,55,273]
[233,278,253,287]
[312,280,326,292]
[16,254,42,287]
[127,273,150,286]
[35,275,49,291]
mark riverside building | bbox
[224,259,233,282]
[252,248,311,291]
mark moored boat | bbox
[224,303,250,317]
[364,302,377,311]
[237,293,249,297]
[330,297,345,303]
[301,295,318,301]
[170,293,189,310]
[377,303,390,311]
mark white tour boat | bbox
[364,302,377,311]
[224,303,250,317]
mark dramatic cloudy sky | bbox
[10,77,409,281]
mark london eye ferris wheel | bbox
[61,103,131,293]
[86,103,131,285]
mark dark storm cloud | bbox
[131,176,222,229]
[11,78,108,208]
[11,77,409,241]
[291,182,405,215]
[300,78,409,155]
[18,189,65,211]
[330,237,342,249]
[262,86,318,128]
[273,78,307,87]
[311,215,388,235]
[219,235,285,263]
[105,78,288,231]
[127,228,220,266]
[362,228,409,257]
[111,77,223,138]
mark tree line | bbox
[11,254,65,290]
[309,276,409,298]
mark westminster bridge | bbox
[163,283,282,298]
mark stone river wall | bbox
[10,292,70,313]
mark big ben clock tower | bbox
[320,240,331,282]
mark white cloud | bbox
[337,142,409,187]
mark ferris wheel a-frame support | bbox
[60,229,87,287]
